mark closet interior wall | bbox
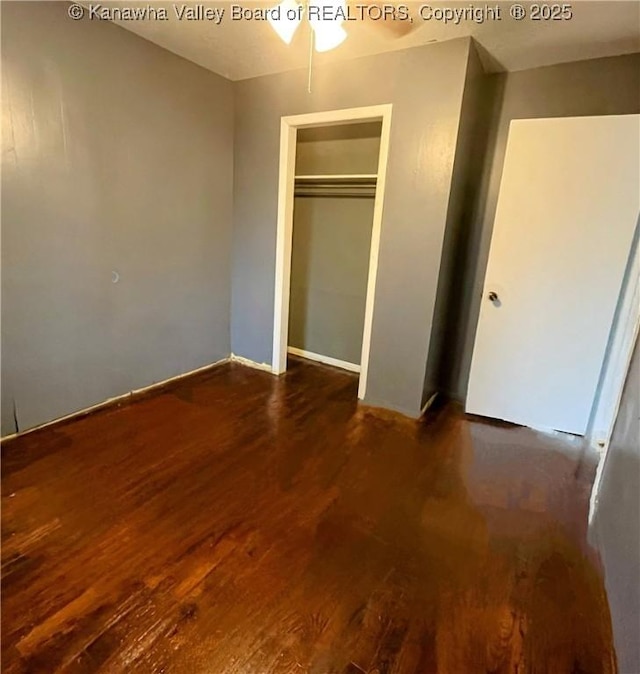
[288,122,382,369]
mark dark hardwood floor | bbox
[1,357,615,673]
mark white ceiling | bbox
[104,1,640,79]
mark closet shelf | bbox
[294,174,377,181]
[294,174,377,198]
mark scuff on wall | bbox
[12,399,20,435]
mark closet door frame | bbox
[272,104,393,400]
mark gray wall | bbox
[289,197,374,364]
[450,53,640,402]
[1,2,234,435]
[423,41,495,404]
[295,122,381,175]
[590,336,640,673]
[231,39,472,416]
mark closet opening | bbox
[272,105,393,401]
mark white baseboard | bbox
[420,392,438,416]
[589,453,607,526]
[287,347,360,373]
[1,357,229,441]
[230,353,274,372]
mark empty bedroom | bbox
[2,1,639,672]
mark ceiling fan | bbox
[268,0,417,52]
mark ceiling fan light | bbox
[312,23,347,52]
[268,0,302,45]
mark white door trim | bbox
[587,223,639,455]
[271,104,393,401]
[588,223,639,526]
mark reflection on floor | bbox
[1,357,614,673]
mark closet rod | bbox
[295,176,376,186]
[294,175,377,197]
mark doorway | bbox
[272,105,393,400]
[466,115,639,436]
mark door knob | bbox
[488,291,499,303]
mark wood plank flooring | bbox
[1,357,615,673]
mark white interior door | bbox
[467,115,640,435]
